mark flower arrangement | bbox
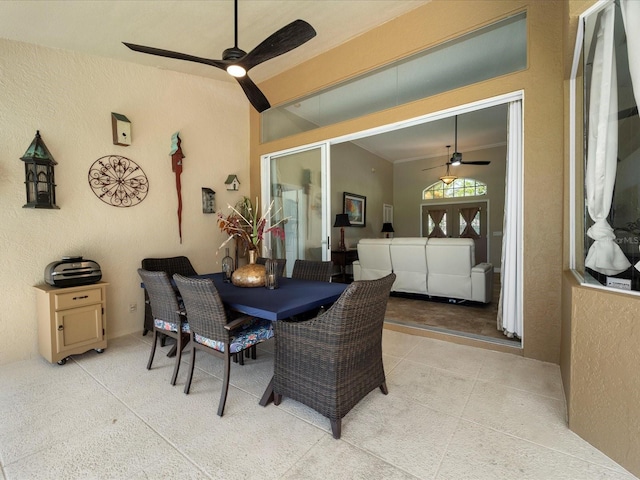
[217,196,286,252]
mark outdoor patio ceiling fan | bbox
[123,0,316,113]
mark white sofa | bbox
[352,237,493,303]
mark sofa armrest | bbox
[471,262,494,303]
[352,260,361,281]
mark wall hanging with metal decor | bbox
[21,130,59,209]
[87,155,148,207]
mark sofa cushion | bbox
[426,238,475,299]
[356,238,392,280]
[390,237,428,294]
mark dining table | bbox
[143,271,349,405]
[198,273,349,406]
[193,273,348,321]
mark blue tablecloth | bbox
[193,273,348,321]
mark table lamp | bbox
[334,213,351,251]
[381,222,395,238]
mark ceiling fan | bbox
[448,115,491,166]
[123,0,316,113]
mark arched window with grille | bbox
[423,178,487,200]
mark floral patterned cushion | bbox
[194,318,273,353]
[154,319,190,333]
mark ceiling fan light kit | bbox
[439,163,457,185]
[123,0,316,112]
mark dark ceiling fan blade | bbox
[235,75,271,112]
[123,42,228,70]
[460,160,491,165]
[422,163,449,171]
[240,19,317,71]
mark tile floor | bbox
[0,329,637,480]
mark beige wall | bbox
[0,38,249,365]
[561,1,640,477]
[394,145,506,267]
[331,142,394,249]
[562,275,640,476]
[251,0,565,363]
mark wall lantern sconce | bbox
[225,174,240,191]
[20,130,59,209]
[111,112,131,146]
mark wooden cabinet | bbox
[34,282,108,365]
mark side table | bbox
[331,249,358,283]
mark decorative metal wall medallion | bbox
[88,155,148,207]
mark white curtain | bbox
[584,3,631,276]
[620,0,640,271]
[497,100,523,339]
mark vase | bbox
[232,249,265,287]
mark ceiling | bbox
[0,0,507,164]
[0,0,430,84]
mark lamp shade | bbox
[439,163,457,185]
[334,213,351,227]
[381,223,395,233]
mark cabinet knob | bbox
[57,325,64,331]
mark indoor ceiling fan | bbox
[422,115,492,179]
[123,0,316,113]
[448,115,491,166]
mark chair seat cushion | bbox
[154,319,190,333]
[194,318,274,353]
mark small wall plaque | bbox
[111,113,131,146]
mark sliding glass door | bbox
[261,144,330,276]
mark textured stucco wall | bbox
[560,1,640,477]
[0,38,249,365]
[566,282,640,477]
[251,0,565,363]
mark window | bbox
[423,178,487,200]
[575,1,640,293]
[262,13,526,143]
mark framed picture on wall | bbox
[344,192,366,227]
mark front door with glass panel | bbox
[422,201,488,263]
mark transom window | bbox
[423,178,487,200]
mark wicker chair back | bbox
[172,275,230,345]
[274,273,396,439]
[137,269,182,327]
[291,259,333,282]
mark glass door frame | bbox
[261,142,331,261]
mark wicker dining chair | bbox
[173,274,274,417]
[141,256,197,336]
[291,259,333,282]
[137,268,191,386]
[273,273,396,439]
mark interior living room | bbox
[0,1,638,478]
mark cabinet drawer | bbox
[54,288,102,310]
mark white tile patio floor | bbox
[0,329,637,479]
